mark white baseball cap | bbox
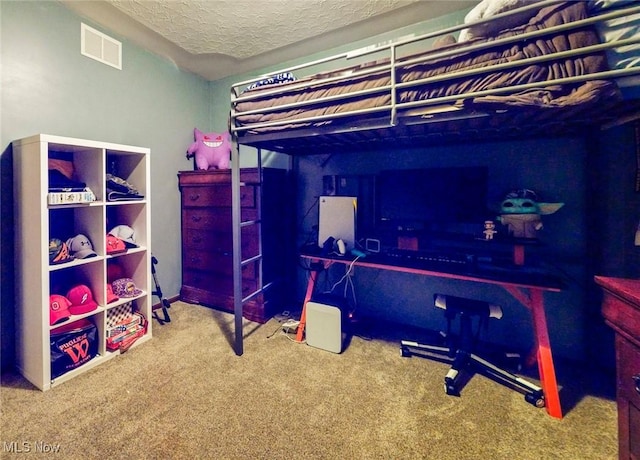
[108,225,138,248]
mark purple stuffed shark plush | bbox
[186,128,231,170]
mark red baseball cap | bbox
[66,285,98,315]
[106,234,126,254]
[106,283,119,304]
[49,294,71,325]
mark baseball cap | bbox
[66,234,97,259]
[49,238,73,265]
[108,225,138,248]
[49,294,72,325]
[106,283,119,304]
[66,284,99,314]
[106,234,126,254]
[112,278,143,298]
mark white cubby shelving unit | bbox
[12,134,152,390]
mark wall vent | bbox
[81,23,122,70]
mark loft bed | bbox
[226,0,640,354]
[230,0,640,155]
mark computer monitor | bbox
[376,166,489,233]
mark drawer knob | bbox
[189,193,200,201]
[633,374,640,395]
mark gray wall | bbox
[1,1,210,371]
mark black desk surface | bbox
[300,246,566,291]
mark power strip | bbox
[281,320,300,334]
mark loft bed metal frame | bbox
[227,0,640,354]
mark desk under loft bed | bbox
[227,0,640,365]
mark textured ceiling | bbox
[60,0,475,81]
[107,0,420,59]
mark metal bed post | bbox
[256,149,264,303]
[230,136,265,356]
[231,132,243,355]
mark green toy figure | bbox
[497,189,563,239]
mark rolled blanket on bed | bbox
[458,0,539,42]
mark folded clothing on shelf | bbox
[48,170,86,191]
[107,190,144,201]
[106,174,144,201]
[48,160,94,202]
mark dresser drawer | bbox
[182,269,257,296]
[181,185,256,208]
[183,250,258,278]
[617,335,640,408]
[603,293,640,344]
[183,227,259,256]
[182,208,259,231]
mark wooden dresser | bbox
[178,168,292,323]
[595,276,640,460]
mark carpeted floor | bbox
[1,301,618,459]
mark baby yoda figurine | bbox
[497,189,563,239]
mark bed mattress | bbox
[233,2,618,135]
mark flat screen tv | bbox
[376,166,489,233]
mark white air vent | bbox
[81,23,122,70]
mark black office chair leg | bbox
[400,340,451,360]
[444,350,472,396]
[468,352,545,407]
